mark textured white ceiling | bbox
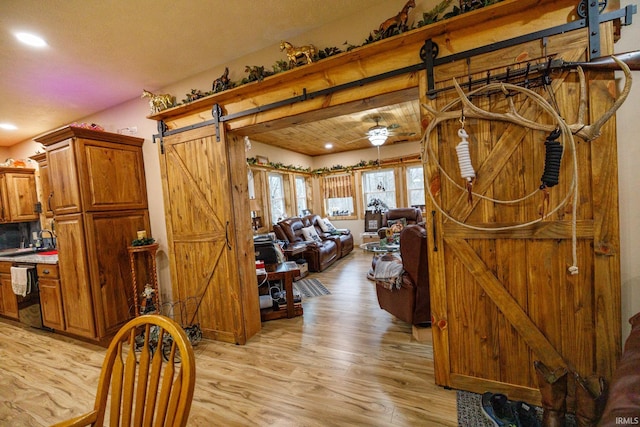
[0,0,395,147]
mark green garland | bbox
[171,0,503,109]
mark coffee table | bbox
[360,242,400,280]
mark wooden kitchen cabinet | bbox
[37,263,64,330]
[35,126,150,342]
[40,126,147,214]
[0,167,38,223]
[0,261,18,319]
[30,152,54,223]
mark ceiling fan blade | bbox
[388,131,416,137]
[342,135,369,145]
[386,123,401,130]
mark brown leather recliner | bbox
[273,216,339,272]
[375,224,431,326]
[377,207,424,239]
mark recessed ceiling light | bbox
[325,143,333,149]
[0,123,18,131]
[15,32,47,48]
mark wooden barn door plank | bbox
[445,237,567,369]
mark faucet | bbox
[38,229,56,249]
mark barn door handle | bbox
[225,221,232,250]
[431,210,438,252]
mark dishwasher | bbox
[12,262,43,329]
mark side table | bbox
[258,262,303,321]
[127,243,160,316]
[283,243,309,280]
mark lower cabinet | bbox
[55,210,150,341]
[37,264,64,330]
[0,261,19,319]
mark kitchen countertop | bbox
[0,250,58,264]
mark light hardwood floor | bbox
[0,249,457,426]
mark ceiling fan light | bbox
[368,133,387,146]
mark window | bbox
[362,169,396,211]
[323,174,354,217]
[268,172,286,224]
[295,176,308,216]
[406,165,425,209]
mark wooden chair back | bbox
[51,314,196,427]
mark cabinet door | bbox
[55,214,96,338]
[0,274,19,319]
[0,174,7,223]
[4,172,38,222]
[48,142,82,215]
[38,264,64,330]
[77,138,148,212]
[84,210,150,337]
[39,278,65,330]
[39,159,54,218]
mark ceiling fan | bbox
[344,116,416,147]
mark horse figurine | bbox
[212,67,231,93]
[376,0,416,39]
[280,41,317,67]
[141,89,175,114]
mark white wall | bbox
[7,2,640,341]
[615,0,640,340]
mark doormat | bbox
[293,278,331,298]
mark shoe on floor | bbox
[513,401,541,427]
[481,392,520,427]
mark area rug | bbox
[293,278,331,298]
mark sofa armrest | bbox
[600,312,640,425]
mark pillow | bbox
[318,217,336,233]
[301,225,321,242]
[387,218,407,228]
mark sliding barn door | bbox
[159,124,260,344]
[423,28,621,404]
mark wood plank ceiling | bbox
[248,98,422,157]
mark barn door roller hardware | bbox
[423,1,636,98]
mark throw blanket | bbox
[374,254,404,290]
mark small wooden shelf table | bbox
[127,243,160,316]
[259,262,303,321]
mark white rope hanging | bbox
[456,128,476,181]
[456,126,475,203]
[421,81,580,275]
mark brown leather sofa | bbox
[273,215,352,272]
[375,224,431,326]
[308,214,354,258]
[377,207,424,239]
[599,312,640,425]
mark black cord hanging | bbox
[540,128,563,189]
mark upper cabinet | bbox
[0,167,38,223]
[35,126,148,214]
[30,152,54,228]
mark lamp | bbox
[367,125,388,146]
